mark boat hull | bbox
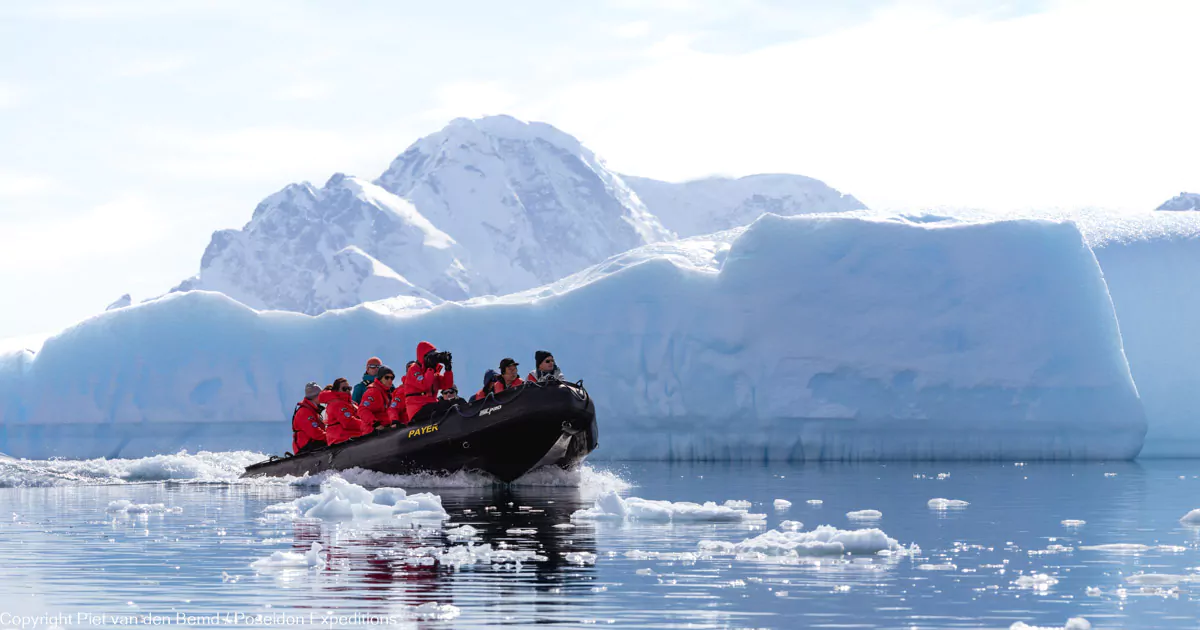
[241,380,598,483]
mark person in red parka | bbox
[359,366,396,430]
[405,341,455,423]
[386,367,410,426]
[292,381,327,454]
[493,357,524,393]
[319,378,368,445]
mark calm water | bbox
[1,457,1199,629]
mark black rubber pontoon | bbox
[241,380,598,483]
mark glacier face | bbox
[176,174,471,313]
[0,215,1145,461]
[625,174,866,238]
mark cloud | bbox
[537,0,1200,210]
[0,195,167,269]
[132,126,368,181]
[422,81,520,122]
[111,57,192,78]
[0,172,54,197]
[0,82,24,108]
[614,21,652,39]
[275,81,332,101]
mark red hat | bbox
[366,357,382,367]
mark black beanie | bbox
[377,366,396,381]
[535,350,553,366]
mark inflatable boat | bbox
[241,380,598,483]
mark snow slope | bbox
[175,173,470,313]
[625,174,866,237]
[375,115,673,295]
[1155,192,1200,211]
[0,214,1145,461]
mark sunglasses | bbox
[542,358,555,364]
[367,365,380,369]
[380,375,394,381]
[339,387,352,393]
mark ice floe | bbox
[1060,519,1086,527]
[1013,573,1059,590]
[106,500,184,516]
[699,525,903,558]
[774,499,792,510]
[927,498,969,510]
[1179,508,1200,525]
[571,491,766,523]
[250,542,325,571]
[1010,618,1090,630]
[263,477,447,522]
[846,509,882,520]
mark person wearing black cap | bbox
[526,350,564,383]
[291,381,327,455]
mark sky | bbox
[1,0,1198,339]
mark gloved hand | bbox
[442,351,453,371]
[424,352,437,369]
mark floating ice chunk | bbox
[564,552,597,565]
[1179,509,1200,525]
[778,520,804,531]
[506,528,537,535]
[1013,573,1059,590]
[927,498,969,510]
[572,491,765,523]
[806,499,823,505]
[1078,543,1152,553]
[445,525,479,541]
[105,500,183,516]
[408,603,460,621]
[264,477,447,522]
[774,499,792,510]
[1061,519,1086,527]
[553,523,575,529]
[847,509,882,520]
[704,525,900,558]
[1010,618,1090,630]
[635,568,654,576]
[624,550,698,562]
[250,542,325,571]
[399,542,547,568]
[723,500,752,509]
[918,563,958,571]
[1124,574,1198,586]
[1086,586,1102,596]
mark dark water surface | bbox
[1,458,1199,629]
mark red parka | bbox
[404,341,454,420]
[291,398,326,453]
[475,375,523,400]
[318,389,367,445]
[386,375,410,425]
[358,379,393,428]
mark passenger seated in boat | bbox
[319,377,368,445]
[472,369,500,402]
[439,386,465,405]
[497,358,525,391]
[291,381,326,455]
[359,366,396,429]
[526,351,564,383]
[405,341,456,424]
[352,357,383,404]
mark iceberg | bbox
[0,214,1146,461]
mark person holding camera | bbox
[404,341,456,423]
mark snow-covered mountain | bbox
[376,115,673,294]
[174,174,469,314]
[625,174,866,237]
[1156,192,1200,211]
[179,115,863,313]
